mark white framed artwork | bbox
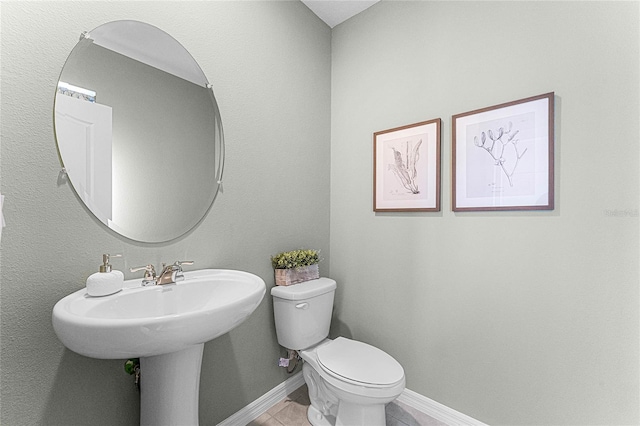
[374,118,441,212]
[452,92,554,211]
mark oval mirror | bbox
[54,20,224,243]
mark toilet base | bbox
[335,401,385,426]
[307,405,335,426]
[306,398,386,426]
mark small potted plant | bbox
[271,249,321,286]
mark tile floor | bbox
[248,384,447,426]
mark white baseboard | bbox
[217,371,487,426]
[396,388,488,426]
[216,372,305,426]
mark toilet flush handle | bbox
[295,302,309,310]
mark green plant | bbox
[271,249,321,270]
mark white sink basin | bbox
[52,269,266,359]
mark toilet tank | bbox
[271,278,336,350]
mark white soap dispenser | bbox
[86,254,124,297]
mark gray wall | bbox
[330,1,639,425]
[0,2,330,425]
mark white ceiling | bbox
[301,0,380,28]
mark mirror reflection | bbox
[54,21,224,242]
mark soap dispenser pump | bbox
[86,254,124,297]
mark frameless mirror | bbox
[54,20,224,242]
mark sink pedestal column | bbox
[140,344,205,426]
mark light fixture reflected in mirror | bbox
[54,20,224,242]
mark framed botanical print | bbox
[374,118,441,212]
[452,92,554,211]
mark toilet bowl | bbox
[301,338,405,426]
[271,278,405,426]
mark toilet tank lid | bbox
[270,277,336,300]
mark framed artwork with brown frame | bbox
[374,118,441,212]
[452,92,554,212]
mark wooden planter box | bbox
[275,264,319,286]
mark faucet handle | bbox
[130,264,157,286]
[130,264,156,274]
[173,260,194,270]
[173,260,194,281]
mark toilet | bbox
[271,278,405,426]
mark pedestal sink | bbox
[52,269,266,425]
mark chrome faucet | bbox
[157,260,194,285]
[130,261,194,286]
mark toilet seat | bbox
[316,337,404,388]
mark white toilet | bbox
[271,278,405,426]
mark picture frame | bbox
[374,118,441,212]
[452,92,554,211]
